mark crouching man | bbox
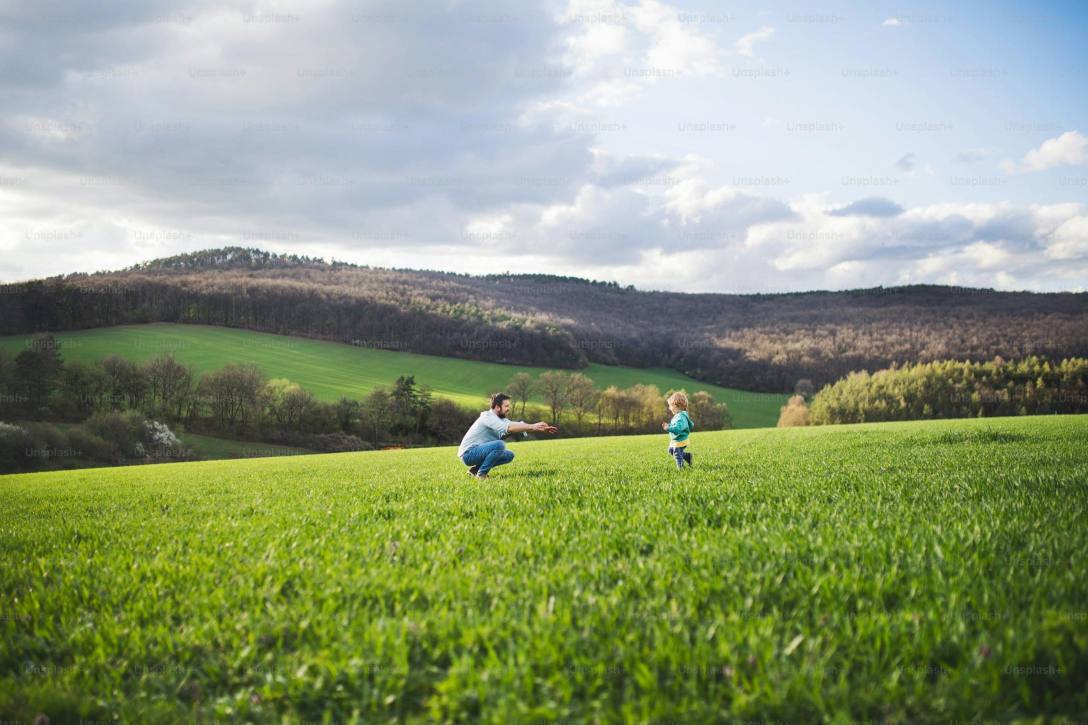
[457,392,557,479]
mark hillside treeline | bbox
[2,247,1086,392]
[0,334,476,469]
[794,357,1088,425]
[0,334,733,472]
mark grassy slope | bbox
[0,323,787,428]
[1,415,1085,722]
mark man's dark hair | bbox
[490,392,512,410]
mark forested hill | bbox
[2,247,1086,392]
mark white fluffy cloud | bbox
[1002,131,1088,173]
[1045,215,1088,260]
[680,198,1088,291]
[550,0,733,111]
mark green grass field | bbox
[0,323,787,428]
[2,415,1085,722]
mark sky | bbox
[1,0,1086,293]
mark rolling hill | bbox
[2,247,1086,392]
[0,323,788,428]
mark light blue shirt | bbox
[457,410,521,458]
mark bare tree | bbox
[143,354,194,422]
[598,385,623,431]
[630,384,663,430]
[507,372,536,417]
[566,373,598,431]
[197,363,266,431]
[538,370,571,424]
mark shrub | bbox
[688,390,732,431]
[141,419,190,460]
[777,395,811,427]
[0,421,35,472]
[86,410,148,462]
[65,428,111,464]
[422,398,477,443]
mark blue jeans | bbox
[668,445,692,469]
[461,440,515,475]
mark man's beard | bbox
[496,409,507,419]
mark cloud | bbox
[629,0,725,75]
[555,0,727,109]
[828,197,905,218]
[895,153,918,172]
[961,241,1012,270]
[0,0,1085,295]
[526,156,795,263]
[733,26,774,58]
[535,184,659,263]
[589,150,680,188]
[1044,215,1088,260]
[0,1,593,248]
[472,177,1081,291]
[729,199,1087,293]
[1002,130,1088,173]
[882,17,903,27]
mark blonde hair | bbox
[667,391,688,410]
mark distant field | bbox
[179,432,313,460]
[0,323,787,428]
[1,415,1085,722]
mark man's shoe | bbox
[475,472,489,480]
[466,465,479,477]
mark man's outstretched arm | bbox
[507,420,558,434]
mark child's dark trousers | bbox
[668,446,692,469]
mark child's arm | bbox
[666,415,689,435]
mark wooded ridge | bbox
[3,247,1085,392]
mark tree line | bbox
[503,370,732,435]
[0,335,733,472]
[776,356,1088,426]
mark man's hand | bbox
[533,421,559,434]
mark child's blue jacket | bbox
[666,410,693,443]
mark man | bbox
[457,392,557,479]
